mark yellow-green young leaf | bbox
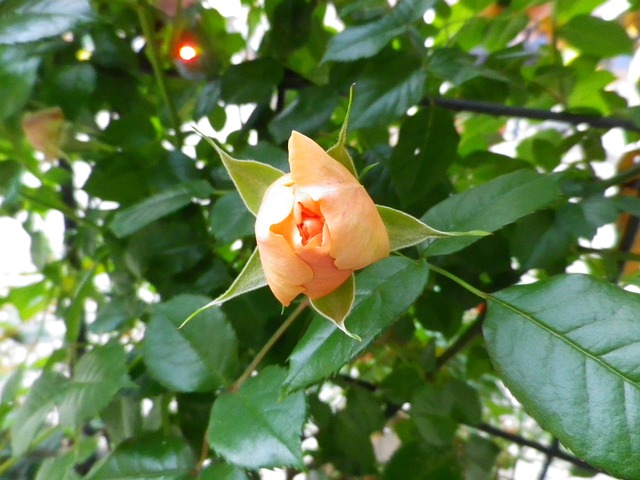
[377,205,488,251]
[310,274,359,340]
[197,131,284,216]
[326,84,357,178]
[180,248,266,328]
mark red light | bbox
[178,44,198,61]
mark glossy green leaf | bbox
[350,60,426,130]
[208,366,306,469]
[377,205,487,251]
[0,0,93,44]
[85,434,194,480]
[422,169,561,256]
[11,370,69,455]
[383,441,461,480]
[144,294,238,392]
[110,180,213,238]
[181,248,267,328]
[59,342,130,428]
[0,46,39,120]
[311,274,357,339]
[268,86,339,144]
[559,15,633,58]
[323,0,434,62]
[199,132,284,216]
[199,462,249,480]
[285,257,429,391]
[220,58,284,104]
[210,191,254,243]
[484,274,640,480]
[390,107,459,209]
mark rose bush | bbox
[255,131,390,306]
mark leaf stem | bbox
[427,263,488,300]
[136,1,184,147]
[231,299,309,392]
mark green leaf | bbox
[462,435,500,480]
[208,366,306,469]
[35,454,80,480]
[326,84,357,177]
[180,248,267,328]
[43,63,96,118]
[323,0,434,62]
[0,0,94,44]
[59,342,130,428]
[199,462,249,480]
[85,434,194,480]
[316,386,384,474]
[483,274,640,480]
[210,191,255,243]
[144,294,238,392]
[0,46,39,120]
[11,370,69,455]
[350,59,426,130]
[390,107,459,209]
[559,15,633,58]
[199,132,284,216]
[109,180,213,238]
[422,169,561,256]
[285,257,429,391]
[268,86,339,144]
[377,205,487,251]
[311,274,358,339]
[220,58,284,104]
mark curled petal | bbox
[296,225,352,299]
[287,131,390,270]
[319,185,390,270]
[256,174,314,305]
[288,131,359,193]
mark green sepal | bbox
[310,274,360,341]
[326,84,358,178]
[194,127,284,216]
[377,205,489,251]
[180,248,267,328]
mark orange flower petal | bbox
[256,174,314,306]
[288,131,358,192]
[287,131,390,270]
[296,228,352,299]
[319,185,390,270]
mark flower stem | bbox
[231,299,310,392]
[427,263,488,300]
[136,1,184,147]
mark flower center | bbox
[296,203,324,246]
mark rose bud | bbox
[255,131,390,306]
[21,107,66,161]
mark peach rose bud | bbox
[21,107,66,161]
[255,131,390,306]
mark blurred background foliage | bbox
[0,0,639,479]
